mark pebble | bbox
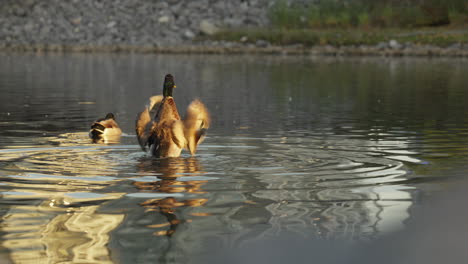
[376,42,388,50]
[107,21,116,28]
[158,16,170,24]
[255,39,269,47]
[389,39,402,49]
[199,20,220,36]
[183,30,195,39]
[448,43,461,49]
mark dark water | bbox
[0,53,467,263]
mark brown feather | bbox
[136,91,210,157]
[146,97,184,157]
[136,109,151,151]
[183,99,210,155]
[155,97,181,122]
[136,95,164,151]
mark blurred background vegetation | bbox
[211,0,468,47]
[269,0,468,29]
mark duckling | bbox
[89,113,122,143]
[136,74,210,158]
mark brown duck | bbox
[89,113,122,143]
[136,74,210,157]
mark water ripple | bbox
[1,54,468,263]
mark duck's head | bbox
[163,74,176,97]
[105,113,115,120]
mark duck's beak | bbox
[173,85,177,88]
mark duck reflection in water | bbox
[135,157,208,237]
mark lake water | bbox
[0,53,467,263]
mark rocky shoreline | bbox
[0,0,270,46]
[1,0,467,57]
[1,41,468,58]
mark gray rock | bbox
[448,43,461,49]
[24,23,35,31]
[403,42,413,48]
[40,27,50,36]
[170,3,182,14]
[213,2,226,13]
[183,30,195,39]
[240,2,249,11]
[107,21,116,28]
[256,39,269,48]
[199,20,220,35]
[11,5,26,17]
[224,18,243,27]
[389,39,402,49]
[376,42,388,50]
[24,0,36,8]
[155,2,169,9]
[186,1,203,10]
[170,24,179,31]
[71,17,82,25]
[158,16,170,24]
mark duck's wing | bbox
[136,95,165,151]
[89,121,106,140]
[171,120,186,149]
[136,108,152,151]
[183,99,211,155]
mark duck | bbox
[89,113,122,143]
[135,74,210,158]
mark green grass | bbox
[268,0,468,29]
[206,0,468,47]
[210,28,468,47]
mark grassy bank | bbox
[210,0,468,47]
[211,28,468,47]
[269,0,468,29]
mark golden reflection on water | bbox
[2,198,124,264]
[0,145,126,263]
[0,134,213,262]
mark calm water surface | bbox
[0,53,467,263]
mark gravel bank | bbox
[1,0,467,57]
[0,0,270,46]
